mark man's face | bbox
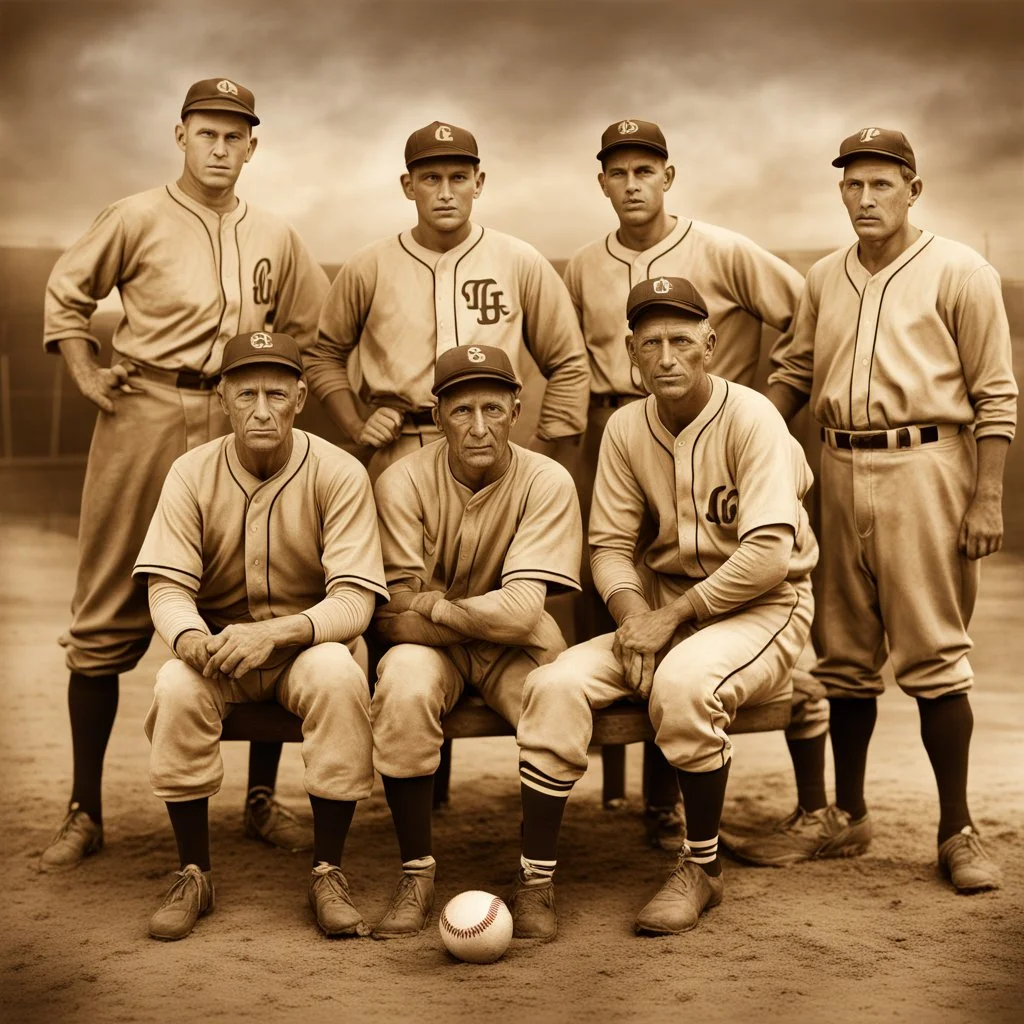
[626,311,715,401]
[599,147,675,230]
[175,111,257,191]
[402,158,484,235]
[435,381,520,476]
[218,366,306,454]
[839,158,919,243]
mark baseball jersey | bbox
[133,429,389,661]
[769,231,1018,439]
[304,224,590,440]
[564,217,804,394]
[590,377,818,607]
[374,440,583,601]
[44,183,329,374]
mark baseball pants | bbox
[813,429,979,699]
[62,373,230,676]
[518,577,813,781]
[371,614,567,778]
[145,642,374,802]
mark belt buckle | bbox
[850,433,872,449]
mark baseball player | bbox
[508,277,817,940]
[368,344,582,939]
[135,331,388,940]
[726,129,1016,893]
[39,78,330,872]
[564,119,827,846]
[303,120,590,482]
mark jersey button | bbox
[253,559,260,567]
[250,524,259,533]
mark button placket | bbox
[435,253,457,358]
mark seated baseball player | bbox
[368,344,582,939]
[508,277,818,939]
[133,331,389,941]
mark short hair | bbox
[899,164,917,184]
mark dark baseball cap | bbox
[405,121,479,168]
[626,277,709,328]
[220,332,302,376]
[597,119,668,162]
[431,345,520,396]
[181,78,259,126]
[832,127,916,173]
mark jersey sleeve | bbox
[303,249,376,402]
[43,205,127,354]
[373,462,429,592]
[519,251,590,439]
[728,235,804,335]
[500,462,583,594]
[561,252,585,324]
[272,226,331,353]
[767,262,820,396]
[950,264,1018,441]
[133,465,204,592]
[318,456,391,602]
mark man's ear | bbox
[216,380,230,417]
[473,168,486,198]
[598,170,610,198]
[244,134,258,163]
[294,378,308,414]
[704,330,717,363]
[510,396,522,426]
[663,163,675,191]
[175,122,187,153]
[908,176,923,206]
[401,172,415,201]
[431,401,442,429]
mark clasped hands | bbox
[176,621,285,682]
[612,605,682,701]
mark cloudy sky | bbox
[3,0,1022,273]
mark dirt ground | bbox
[2,516,1023,1024]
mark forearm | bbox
[58,337,103,382]
[973,436,1009,501]
[304,585,376,644]
[591,547,647,609]
[375,610,468,647]
[535,359,590,440]
[148,577,209,654]
[320,389,367,443]
[765,381,809,426]
[606,589,652,628]
[432,579,547,645]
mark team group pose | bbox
[39,74,1014,943]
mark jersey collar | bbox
[225,429,310,497]
[606,216,691,264]
[645,374,727,451]
[845,229,934,289]
[166,181,249,226]
[400,222,485,268]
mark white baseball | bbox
[439,890,513,964]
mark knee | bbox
[522,661,584,717]
[373,646,444,712]
[294,643,368,703]
[153,659,205,711]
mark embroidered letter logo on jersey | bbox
[249,332,273,349]
[653,277,672,295]
[859,127,881,142]
[467,346,487,363]
[618,120,639,136]
[217,80,239,96]
[252,257,273,305]
[462,279,510,325]
[705,486,738,526]
[435,124,454,142]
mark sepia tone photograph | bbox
[2,1,1022,1021]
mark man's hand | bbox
[358,407,404,449]
[409,590,445,617]
[175,629,214,676]
[613,607,681,700]
[203,622,283,680]
[959,494,1004,560]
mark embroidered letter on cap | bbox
[859,127,881,142]
[217,80,240,96]
[249,332,273,349]
[467,346,487,363]
[617,120,639,135]
[435,124,454,142]
[653,278,672,294]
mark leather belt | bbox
[590,393,642,409]
[821,424,961,451]
[118,360,220,391]
[402,409,439,429]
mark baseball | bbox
[439,891,514,964]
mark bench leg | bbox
[433,738,453,811]
[601,744,627,808]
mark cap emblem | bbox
[652,278,672,295]
[617,120,639,136]
[467,346,487,363]
[217,80,239,96]
[435,124,454,142]
[249,332,273,349]
[859,127,881,142]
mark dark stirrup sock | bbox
[917,693,975,843]
[166,798,211,871]
[828,696,877,820]
[68,671,119,823]
[675,761,731,877]
[786,734,829,813]
[382,775,435,862]
[643,743,682,808]
[309,795,357,867]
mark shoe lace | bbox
[515,881,553,910]
[159,868,203,908]
[312,864,349,900]
[50,805,92,844]
[382,874,423,916]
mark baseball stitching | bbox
[440,896,503,939]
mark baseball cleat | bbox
[643,802,686,852]
[309,863,368,937]
[634,854,724,935]
[719,804,872,867]
[372,866,435,939]
[509,873,557,941]
[938,826,1002,893]
[149,864,214,941]
[243,786,313,853]
[38,802,103,873]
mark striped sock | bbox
[519,760,576,798]
[520,854,557,884]
[686,836,720,876]
[402,855,435,876]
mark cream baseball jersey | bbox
[44,183,329,374]
[304,224,590,440]
[133,430,389,649]
[373,441,583,600]
[563,218,804,394]
[768,232,1017,439]
[590,377,818,605]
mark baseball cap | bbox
[431,345,520,396]
[597,119,668,162]
[626,277,709,329]
[181,78,260,126]
[220,332,302,376]
[404,121,479,168]
[832,127,916,173]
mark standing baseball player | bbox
[134,331,388,939]
[564,119,826,846]
[726,128,1016,892]
[39,78,330,872]
[303,120,589,482]
[368,344,582,939]
[508,277,817,939]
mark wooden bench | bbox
[221,695,790,809]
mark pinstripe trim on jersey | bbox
[231,206,249,337]
[264,433,311,597]
[451,227,485,347]
[864,235,934,429]
[842,244,860,297]
[223,443,252,540]
[646,220,692,276]
[501,567,582,593]
[520,759,576,797]
[846,255,867,428]
[325,573,391,600]
[134,563,202,584]
[604,233,632,269]
[690,381,729,578]
[643,401,674,459]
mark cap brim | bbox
[432,369,521,396]
[221,354,302,375]
[628,297,707,328]
[597,139,668,161]
[406,148,480,167]
[832,149,913,171]
[182,98,260,126]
